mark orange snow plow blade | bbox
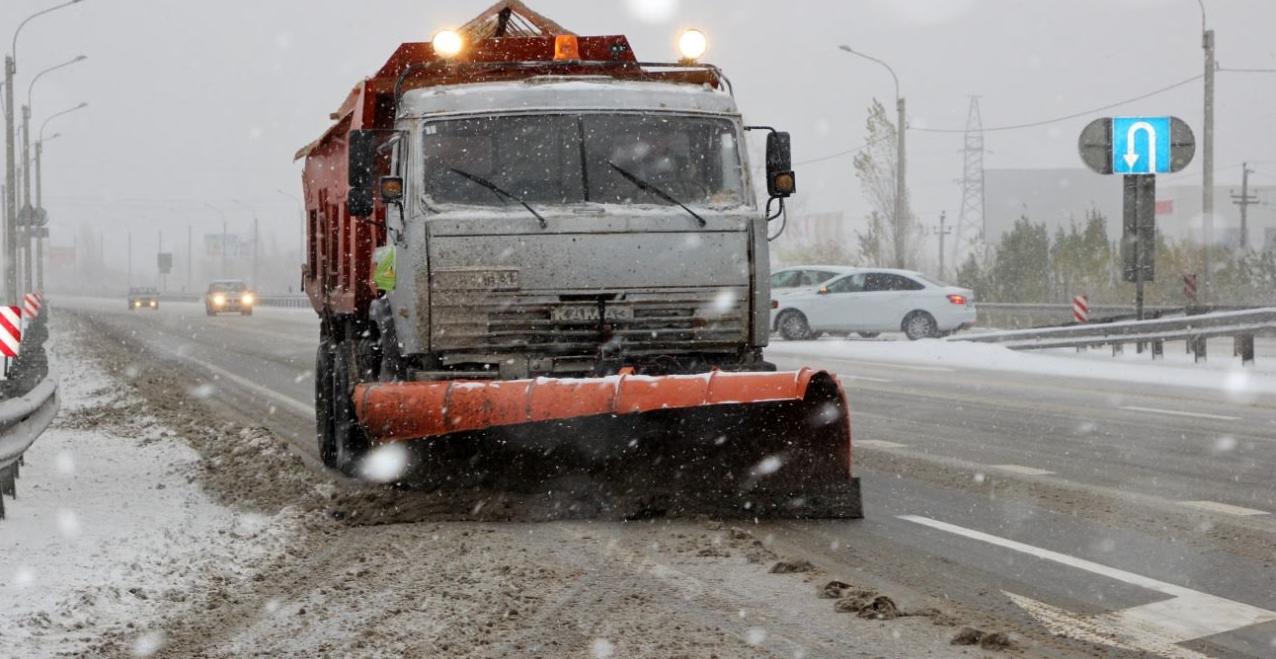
[353,369,862,518]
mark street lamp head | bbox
[76,102,87,108]
[74,54,87,61]
[838,45,854,53]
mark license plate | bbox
[551,305,633,322]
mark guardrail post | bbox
[1235,334,1255,366]
[1112,342,1123,356]
[0,463,14,498]
[1192,336,1207,363]
[1151,340,1164,360]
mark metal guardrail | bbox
[0,371,60,520]
[975,302,1178,314]
[951,307,1276,363]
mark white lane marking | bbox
[1120,405,1239,422]
[182,354,315,418]
[837,374,894,383]
[900,515,1276,657]
[855,440,907,449]
[835,359,955,373]
[1178,500,1270,517]
[991,464,1054,476]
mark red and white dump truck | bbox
[297,1,860,517]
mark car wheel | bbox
[241,308,253,316]
[777,310,813,341]
[857,332,880,339]
[902,311,938,341]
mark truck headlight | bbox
[241,293,255,306]
[213,294,226,306]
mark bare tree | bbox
[852,99,916,268]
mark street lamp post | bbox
[205,203,227,277]
[231,200,259,288]
[5,0,86,301]
[34,132,61,290]
[34,102,86,291]
[839,45,907,268]
[22,56,86,292]
[276,188,304,274]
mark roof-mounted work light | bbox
[677,29,708,62]
[432,29,464,58]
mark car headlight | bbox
[213,294,226,305]
[133,300,141,307]
[149,300,157,307]
[241,293,255,305]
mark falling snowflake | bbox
[745,627,768,646]
[751,455,783,477]
[360,443,409,483]
[131,631,165,657]
[57,509,81,538]
[1213,436,1237,454]
[55,450,75,476]
[590,638,615,658]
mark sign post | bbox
[1079,115,1195,353]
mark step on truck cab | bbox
[298,1,860,518]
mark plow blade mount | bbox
[353,369,861,518]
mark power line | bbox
[1219,67,1276,74]
[911,74,1203,134]
[799,72,1207,165]
[794,135,890,166]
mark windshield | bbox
[210,282,247,292]
[423,113,746,209]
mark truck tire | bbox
[329,333,371,476]
[902,311,938,341]
[316,341,337,468]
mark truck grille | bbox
[431,288,749,356]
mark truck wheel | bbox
[316,341,337,468]
[903,311,938,341]
[857,332,880,339]
[329,337,370,476]
[777,310,813,341]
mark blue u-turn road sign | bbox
[1112,116,1172,174]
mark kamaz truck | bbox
[297,1,860,517]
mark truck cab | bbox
[381,77,771,379]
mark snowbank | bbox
[0,327,296,657]
[767,337,1276,400]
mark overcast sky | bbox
[2,0,1273,279]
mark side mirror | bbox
[347,129,377,217]
[765,131,795,198]
[380,176,404,204]
[817,286,830,295]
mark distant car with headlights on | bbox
[771,268,975,341]
[204,279,255,316]
[127,287,159,311]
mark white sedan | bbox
[771,268,976,341]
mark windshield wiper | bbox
[446,167,548,229]
[606,161,706,227]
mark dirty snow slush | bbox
[29,310,1040,657]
